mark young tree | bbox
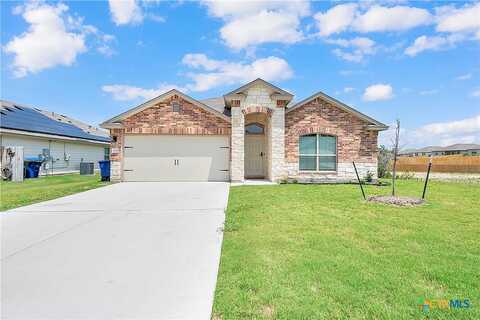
[377,145,392,178]
[391,119,400,196]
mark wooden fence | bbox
[393,155,480,173]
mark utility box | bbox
[0,146,24,182]
[80,162,94,175]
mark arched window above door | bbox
[245,123,264,134]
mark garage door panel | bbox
[123,135,229,182]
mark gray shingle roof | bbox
[200,97,230,116]
[400,143,480,154]
[1,100,110,143]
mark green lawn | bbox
[0,174,110,211]
[213,180,479,319]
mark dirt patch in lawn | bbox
[261,305,276,318]
[368,195,424,206]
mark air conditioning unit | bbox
[80,162,94,175]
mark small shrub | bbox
[378,145,392,178]
[398,171,415,180]
[364,170,374,182]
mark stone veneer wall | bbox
[109,128,124,181]
[109,94,231,182]
[285,97,379,183]
[230,83,286,182]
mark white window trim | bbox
[299,134,337,172]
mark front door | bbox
[245,135,265,178]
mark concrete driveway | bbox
[1,182,229,320]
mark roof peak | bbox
[223,78,293,98]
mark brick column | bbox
[109,128,124,182]
[230,106,244,182]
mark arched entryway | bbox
[244,112,269,179]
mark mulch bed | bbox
[367,195,424,206]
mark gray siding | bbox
[0,133,108,175]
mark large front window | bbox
[299,134,337,171]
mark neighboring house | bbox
[1,100,110,175]
[101,79,387,183]
[399,144,480,157]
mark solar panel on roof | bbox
[0,105,110,143]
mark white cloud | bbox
[404,34,464,56]
[182,54,293,92]
[363,84,394,101]
[344,87,356,93]
[414,115,480,146]
[352,5,432,33]
[403,4,480,57]
[182,53,224,71]
[202,0,310,20]
[314,4,432,36]
[108,0,143,25]
[102,54,294,99]
[456,73,472,81]
[201,0,309,50]
[327,37,377,62]
[102,83,187,101]
[418,115,480,136]
[4,2,112,77]
[471,88,480,97]
[314,3,357,37]
[435,3,480,35]
[220,11,304,50]
[380,115,480,147]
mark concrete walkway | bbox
[1,182,229,320]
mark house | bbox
[100,79,387,183]
[399,144,480,157]
[1,100,110,175]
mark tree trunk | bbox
[392,119,400,196]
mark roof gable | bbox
[286,91,387,130]
[223,78,293,98]
[101,89,230,128]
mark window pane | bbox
[300,156,317,170]
[300,135,317,155]
[245,123,264,134]
[319,156,336,171]
[319,136,336,155]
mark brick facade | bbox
[108,94,231,181]
[285,97,379,182]
[122,95,231,135]
[103,82,384,183]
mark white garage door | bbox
[123,135,230,182]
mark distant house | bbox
[399,144,480,157]
[1,100,110,175]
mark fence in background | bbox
[394,155,480,173]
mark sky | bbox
[1,0,479,149]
